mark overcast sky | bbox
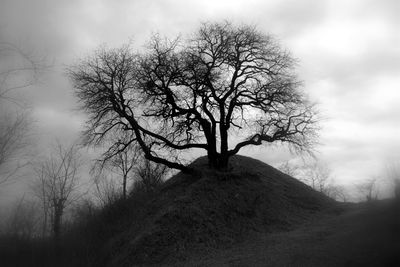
[1,0,399,190]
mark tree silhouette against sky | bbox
[70,22,318,172]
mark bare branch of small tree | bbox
[277,161,300,177]
[0,39,46,103]
[92,142,140,200]
[134,159,168,194]
[385,161,400,197]
[92,172,120,207]
[302,160,332,194]
[278,159,342,200]
[324,184,349,202]
[0,111,30,186]
[0,35,46,187]
[32,142,82,239]
[4,195,39,239]
[355,176,380,202]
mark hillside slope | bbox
[104,155,335,266]
[172,200,400,267]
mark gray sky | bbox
[1,0,399,188]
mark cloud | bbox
[0,0,399,191]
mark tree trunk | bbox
[205,119,230,170]
[122,175,127,199]
[207,153,230,170]
[42,206,48,238]
[219,121,229,170]
[53,212,61,239]
[218,154,229,170]
[53,202,63,240]
[205,126,219,169]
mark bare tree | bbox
[92,172,120,206]
[134,159,168,193]
[4,196,39,239]
[69,21,318,173]
[395,179,400,201]
[0,36,45,187]
[336,186,349,202]
[33,142,81,239]
[324,184,349,202]
[302,160,332,194]
[113,147,141,198]
[0,38,42,188]
[385,161,400,198]
[0,112,30,186]
[356,177,380,202]
[278,159,342,199]
[93,143,140,200]
[33,164,50,238]
[0,39,43,102]
[277,161,299,177]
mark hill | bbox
[173,200,400,267]
[99,155,335,266]
[2,155,398,267]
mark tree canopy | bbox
[69,22,318,172]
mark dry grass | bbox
[171,201,400,266]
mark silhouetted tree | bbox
[0,112,30,186]
[0,38,41,186]
[284,159,342,199]
[69,22,318,172]
[111,147,139,198]
[0,40,41,101]
[33,142,81,239]
[92,172,120,206]
[134,159,168,193]
[324,184,349,202]
[385,161,400,198]
[395,179,400,202]
[303,160,332,194]
[356,177,380,202]
[92,143,140,200]
[5,196,39,239]
[278,161,299,177]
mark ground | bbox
[107,155,334,266]
[106,156,399,266]
[3,156,397,267]
[166,201,400,267]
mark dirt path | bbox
[169,203,399,267]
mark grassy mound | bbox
[101,155,334,266]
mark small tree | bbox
[0,38,40,187]
[324,184,348,202]
[0,112,30,186]
[110,147,139,198]
[395,179,400,201]
[134,159,168,193]
[0,40,42,101]
[92,172,120,206]
[5,196,39,239]
[69,21,318,173]
[33,142,81,239]
[302,160,332,194]
[277,161,299,177]
[385,161,400,198]
[356,177,380,202]
[93,143,140,200]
